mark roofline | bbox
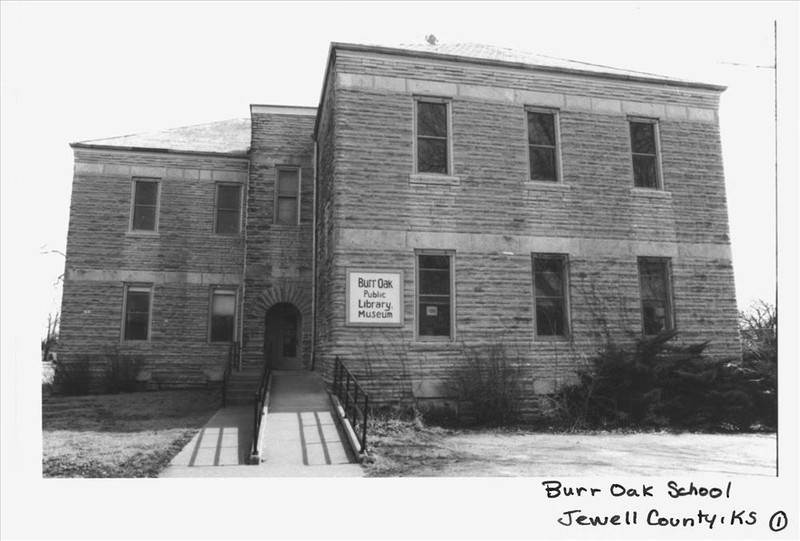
[69,142,250,159]
[250,104,317,116]
[327,42,727,92]
[313,43,338,140]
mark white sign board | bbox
[346,270,404,326]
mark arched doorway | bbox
[264,302,303,370]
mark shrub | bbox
[53,356,92,396]
[450,343,525,426]
[104,354,145,393]
[551,330,776,431]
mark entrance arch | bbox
[265,302,303,370]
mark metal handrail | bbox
[251,356,271,459]
[222,341,240,407]
[333,356,369,453]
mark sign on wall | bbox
[346,270,404,326]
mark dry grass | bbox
[42,389,219,477]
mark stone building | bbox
[59,42,741,411]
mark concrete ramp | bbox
[161,370,363,478]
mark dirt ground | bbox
[366,426,777,477]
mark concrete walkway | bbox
[160,371,364,478]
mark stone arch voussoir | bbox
[254,285,312,319]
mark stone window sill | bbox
[126,231,159,238]
[524,180,571,191]
[630,187,672,199]
[409,173,460,186]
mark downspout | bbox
[310,137,318,370]
[239,156,250,371]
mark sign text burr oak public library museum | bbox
[346,270,404,326]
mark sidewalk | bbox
[160,371,364,478]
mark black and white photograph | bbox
[1,1,797,539]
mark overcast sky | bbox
[1,0,795,346]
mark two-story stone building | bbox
[59,42,741,412]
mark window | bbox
[275,168,300,224]
[629,120,662,189]
[417,252,453,338]
[532,255,569,337]
[123,285,152,341]
[415,98,450,174]
[215,184,242,234]
[527,110,560,181]
[209,287,237,342]
[638,257,673,335]
[131,178,159,231]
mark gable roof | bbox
[71,118,251,155]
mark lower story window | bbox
[638,257,673,335]
[417,252,453,338]
[532,254,569,337]
[210,287,237,342]
[123,284,152,341]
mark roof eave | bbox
[329,42,727,93]
[69,142,250,159]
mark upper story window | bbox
[629,119,662,189]
[532,254,569,337]
[215,184,242,234]
[209,287,237,342]
[415,98,451,175]
[130,178,160,231]
[275,168,300,225]
[417,252,454,339]
[122,284,152,341]
[527,110,561,182]
[638,257,674,335]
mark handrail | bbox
[333,356,369,453]
[250,357,271,460]
[222,341,240,407]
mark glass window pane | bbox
[630,122,656,154]
[278,170,299,195]
[417,102,447,137]
[642,301,668,335]
[277,197,298,224]
[419,255,450,270]
[126,291,150,314]
[133,206,156,231]
[134,181,158,206]
[212,292,236,316]
[536,300,564,336]
[417,138,448,174]
[419,302,450,336]
[216,209,239,234]
[211,316,234,342]
[632,155,657,188]
[528,112,555,146]
[217,185,241,209]
[419,269,450,295]
[529,147,556,181]
[535,271,563,298]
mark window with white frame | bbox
[275,168,300,224]
[629,119,662,189]
[122,284,152,341]
[417,252,453,338]
[130,178,159,231]
[527,110,560,182]
[415,98,450,175]
[532,255,569,337]
[638,257,673,335]
[215,184,242,234]
[209,287,237,342]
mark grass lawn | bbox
[364,417,777,477]
[42,388,220,478]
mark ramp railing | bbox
[333,356,369,453]
[221,341,240,407]
[250,349,271,463]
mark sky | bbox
[0,2,792,349]
[0,2,798,538]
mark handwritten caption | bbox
[543,480,787,532]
